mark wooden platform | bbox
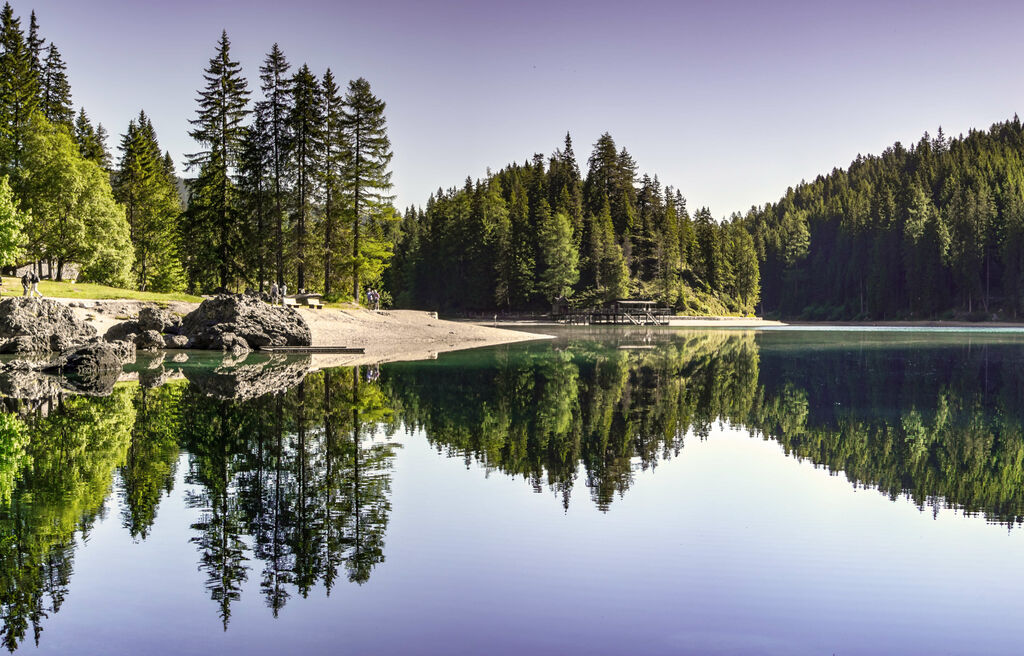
[258,345,365,354]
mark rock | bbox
[171,352,189,363]
[0,358,43,371]
[181,294,311,351]
[0,297,97,353]
[135,330,165,350]
[183,354,311,401]
[164,334,189,349]
[104,320,140,343]
[108,339,136,364]
[43,340,126,375]
[138,305,182,333]
[216,332,251,355]
[139,365,175,389]
[0,370,64,401]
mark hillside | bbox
[746,118,1024,320]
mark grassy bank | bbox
[0,277,202,303]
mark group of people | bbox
[268,281,288,305]
[366,288,381,311]
[20,270,41,298]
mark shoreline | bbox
[40,296,1024,372]
[51,298,553,365]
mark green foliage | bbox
[115,111,185,291]
[19,113,133,286]
[390,133,748,313]
[0,412,27,505]
[537,209,579,301]
[0,174,23,267]
[750,120,1024,318]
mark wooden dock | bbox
[553,299,670,326]
[258,345,365,354]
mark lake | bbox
[3,327,1024,655]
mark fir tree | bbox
[257,44,291,287]
[320,68,345,299]
[115,111,185,291]
[40,44,73,126]
[537,207,579,301]
[341,77,393,301]
[285,64,323,291]
[0,2,40,176]
[184,30,250,290]
[238,113,271,291]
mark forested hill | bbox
[746,118,1024,320]
[386,133,760,315]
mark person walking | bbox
[280,283,288,306]
[20,272,28,297]
[29,270,42,298]
[269,281,279,304]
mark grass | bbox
[0,277,202,303]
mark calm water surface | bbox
[3,328,1024,655]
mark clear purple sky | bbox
[25,0,1024,216]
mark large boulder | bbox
[104,320,140,343]
[135,329,165,350]
[0,297,97,353]
[163,334,189,349]
[181,294,311,351]
[138,305,182,334]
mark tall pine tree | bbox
[184,30,250,291]
[341,77,393,301]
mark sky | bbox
[22,0,1024,217]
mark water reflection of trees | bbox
[0,366,398,648]
[5,332,1024,648]
[180,367,397,628]
[384,331,1024,526]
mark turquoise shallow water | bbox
[3,328,1024,655]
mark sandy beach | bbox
[53,298,552,365]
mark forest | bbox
[6,0,1024,316]
[386,133,761,315]
[0,3,395,298]
[745,119,1024,319]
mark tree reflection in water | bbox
[3,330,1024,648]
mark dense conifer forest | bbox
[745,119,1024,319]
[386,133,761,314]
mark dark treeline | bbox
[5,335,1024,648]
[746,119,1024,319]
[0,3,395,298]
[387,133,760,314]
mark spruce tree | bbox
[40,43,73,126]
[184,30,250,290]
[257,44,291,286]
[341,77,393,301]
[238,113,270,290]
[115,111,185,291]
[537,207,579,301]
[0,2,40,176]
[285,63,323,291]
[25,9,41,76]
[320,68,345,298]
